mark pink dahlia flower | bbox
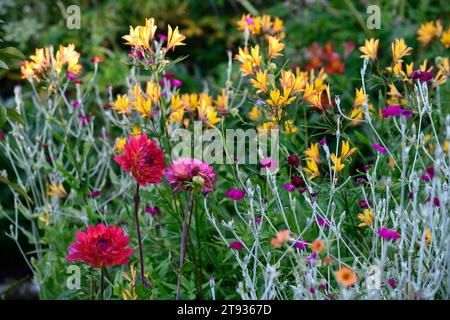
[165,157,216,193]
[67,224,134,268]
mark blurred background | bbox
[0,0,449,299]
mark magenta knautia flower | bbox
[171,79,183,87]
[158,33,168,42]
[287,154,300,167]
[363,163,373,171]
[408,70,434,82]
[421,166,435,181]
[66,72,77,80]
[372,143,387,153]
[145,206,161,216]
[319,139,327,146]
[283,183,296,192]
[388,278,397,289]
[226,188,246,201]
[291,176,305,188]
[165,157,216,194]
[381,105,412,119]
[378,227,400,241]
[255,217,263,223]
[307,252,317,265]
[89,190,101,198]
[294,240,308,251]
[228,241,244,250]
[0,131,5,140]
[78,114,93,127]
[316,215,330,228]
[72,101,79,108]
[359,199,372,209]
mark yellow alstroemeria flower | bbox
[131,126,141,136]
[391,38,412,64]
[267,35,285,60]
[250,70,268,93]
[340,141,357,160]
[359,38,379,61]
[284,120,297,134]
[305,143,320,164]
[425,229,431,247]
[417,21,439,45]
[248,106,262,121]
[330,154,345,173]
[166,25,186,51]
[123,18,157,51]
[146,81,161,104]
[37,209,51,226]
[303,159,320,179]
[115,137,127,154]
[113,95,131,115]
[357,209,374,227]
[47,183,67,198]
[441,27,450,48]
[132,96,152,118]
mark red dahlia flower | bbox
[114,134,165,187]
[67,224,134,268]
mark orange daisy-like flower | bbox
[311,239,325,253]
[336,267,357,287]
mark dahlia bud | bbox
[287,154,300,167]
[192,175,205,187]
[230,108,239,117]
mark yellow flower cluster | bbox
[20,44,82,81]
[123,17,186,54]
[237,14,284,38]
[169,92,223,127]
[417,20,450,48]
[122,17,186,72]
[112,81,161,118]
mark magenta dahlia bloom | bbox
[114,134,166,187]
[226,188,246,201]
[165,157,216,193]
[377,227,400,241]
[67,224,134,268]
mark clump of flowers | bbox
[20,44,82,86]
[123,17,186,72]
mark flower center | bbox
[145,154,154,166]
[191,166,200,176]
[97,238,109,250]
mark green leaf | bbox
[0,47,25,61]
[6,108,25,126]
[0,59,8,70]
[0,175,32,204]
[0,103,6,127]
